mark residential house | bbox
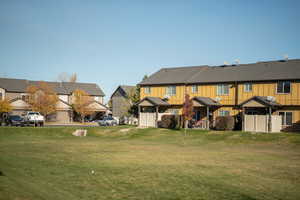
[0,78,108,123]
[138,59,300,131]
[111,85,136,118]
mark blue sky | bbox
[0,0,299,102]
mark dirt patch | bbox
[120,128,131,133]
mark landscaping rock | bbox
[72,129,87,137]
[120,128,131,133]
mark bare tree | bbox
[57,72,78,82]
[69,73,77,82]
[57,72,69,82]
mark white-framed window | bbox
[144,87,151,94]
[94,96,99,102]
[277,81,291,94]
[219,110,230,116]
[166,86,176,96]
[279,112,293,126]
[217,84,229,95]
[244,83,252,92]
[191,85,198,93]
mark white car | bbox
[98,116,118,126]
[23,112,45,126]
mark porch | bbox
[239,96,282,132]
[138,97,170,127]
[191,97,221,129]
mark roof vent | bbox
[278,54,289,62]
[267,96,276,102]
[163,95,170,101]
[214,97,221,102]
[234,59,240,65]
[220,61,229,67]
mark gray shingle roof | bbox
[239,96,281,107]
[110,85,136,98]
[139,97,170,106]
[193,97,221,107]
[120,85,136,95]
[139,59,300,85]
[0,78,105,96]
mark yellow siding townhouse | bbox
[138,59,300,131]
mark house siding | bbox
[111,89,131,117]
[140,81,300,123]
[5,92,22,101]
[237,81,300,105]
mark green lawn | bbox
[0,126,300,200]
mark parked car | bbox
[23,112,45,126]
[6,115,25,126]
[98,116,118,126]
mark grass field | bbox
[0,126,300,200]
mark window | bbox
[217,84,229,95]
[277,81,291,94]
[166,86,176,96]
[144,87,151,94]
[244,83,252,92]
[219,110,230,116]
[191,85,198,93]
[279,112,293,126]
[0,92,2,100]
[168,109,179,115]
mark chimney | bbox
[234,59,240,65]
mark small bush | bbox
[215,116,235,131]
[158,115,178,129]
[174,115,183,129]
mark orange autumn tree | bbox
[26,82,59,119]
[0,98,12,123]
[182,94,194,131]
[72,89,94,123]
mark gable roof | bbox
[138,97,170,106]
[193,97,221,107]
[139,59,300,85]
[0,78,105,96]
[239,96,281,108]
[110,85,136,98]
[85,100,109,111]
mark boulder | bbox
[72,129,87,137]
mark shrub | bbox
[215,116,235,131]
[158,115,178,129]
[174,115,183,129]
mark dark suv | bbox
[6,115,25,126]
